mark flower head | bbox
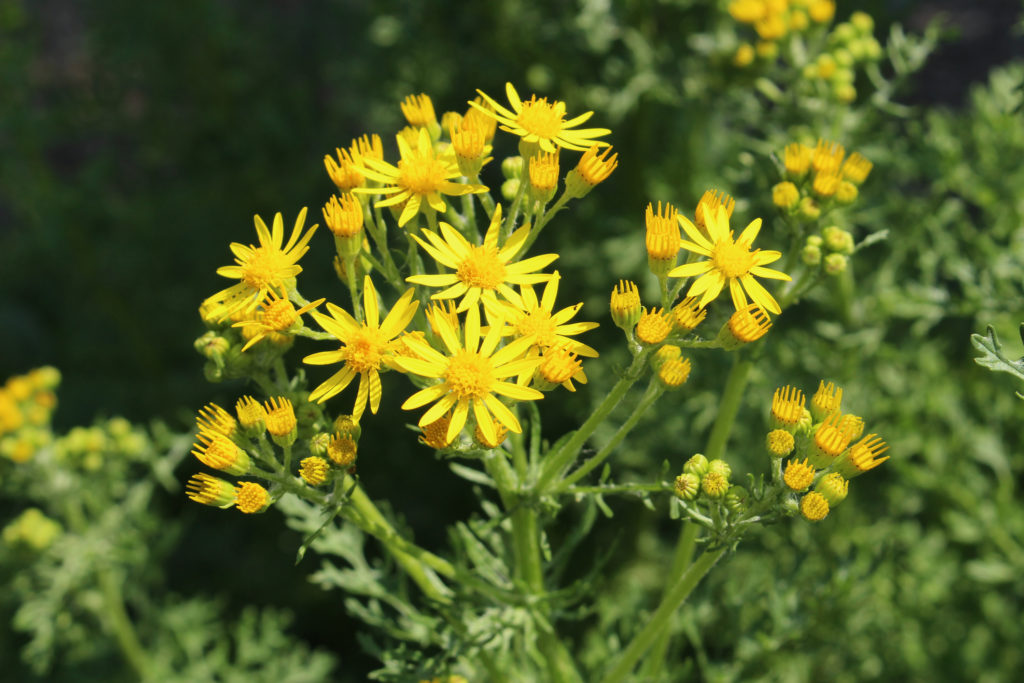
[196,403,237,437]
[499,272,599,357]
[407,204,557,313]
[565,145,618,197]
[472,82,611,154]
[186,473,237,508]
[300,456,331,486]
[191,429,251,476]
[391,305,544,446]
[233,288,324,352]
[695,190,735,234]
[355,127,485,227]
[235,482,271,514]
[537,344,588,392]
[203,209,318,321]
[304,276,419,421]
[836,434,889,478]
[670,206,790,314]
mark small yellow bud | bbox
[333,415,362,441]
[400,93,439,138]
[850,11,874,34]
[808,0,836,24]
[728,0,764,23]
[838,413,865,440]
[235,482,271,514]
[327,433,358,467]
[300,456,331,486]
[636,308,672,345]
[701,471,729,498]
[755,41,779,59]
[841,152,873,184]
[812,171,841,198]
[800,491,830,521]
[610,280,642,330]
[784,458,816,492]
[772,181,800,209]
[264,396,297,446]
[528,151,560,204]
[812,139,846,175]
[766,429,795,457]
[798,197,821,220]
[657,357,692,389]
[836,434,889,478]
[3,508,62,550]
[695,190,735,233]
[771,385,806,431]
[186,473,237,508]
[720,304,772,348]
[810,380,844,420]
[834,83,857,103]
[755,15,787,41]
[645,201,681,263]
[464,96,497,142]
[235,396,267,434]
[808,412,856,468]
[475,422,509,449]
[324,148,364,192]
[784,143,812,178]
[673,473,700,500]
[191,429,251,476]
[565,145,618,198]
[835,181,858,204]
[815,472,849,506]
[816,54,837,79]
[196,403,237,438]
[671,297,707,333]
[537,345,584,391]
[790,9,809,31]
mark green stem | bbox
[704,356,753,462]
[557,381,664,491]
[599,548,727,683]
[344,256,363,322]
[642,522,701,677]
[503,174,529,241]
[521,192,571,254]
[536,350,651,492]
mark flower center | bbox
[516,96,565,140]
[344,328,385,374]
[516,310,557,347]
[398,153,447,195]
[711,237,756,278]
[444,350,494,399]
[456,246,506,289]
[263,299,298,331]
[242,247,289,290]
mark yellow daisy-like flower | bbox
[391,305,544,445]
[355,127,486,227]
[233,288,325,352]
[304,276,419,421]
[472,82,611,153]
[407,204,558,313]
[668,206,791,314]
[499,272,599,357]
[203,209,318,321]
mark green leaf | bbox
[971,325,1024,397]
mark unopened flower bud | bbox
[802,244,822,266]
[300,456,331,486]
[824,253,848,275]
[235,482,272,514]
[766,429,795,457]
[800,491,829,521]
[815,472,849,506]
[683,453,709,477]
[772,181,800,210]
[701,471,729,498]
[673,473,700,500]
[707,459,731,481]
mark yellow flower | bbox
[235,482,271,514]
[355,127,486,227]
[391,305,544,445]
[536,344,588,392]
[472,82,611,153]
[233,287,324,352]
[203,209,318,321]
[669,206,790,314]
[304,276,419,421]
[407,204,558,313]
[499,272,599,357]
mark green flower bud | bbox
[502,156,525,178]
[683,453,709,477]
[815,472,849,506]
[824,253,848,275]
[501,178,520,201]
[706,459,732,481]
[822,226,855,254]
[798,197,820,220]
[673,473,700,501]
[725,485,749,512]
[850,11,874,34]
[701,471,729,498]
[802,244,822,266]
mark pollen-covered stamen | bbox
[242,248,290,290]
[262,297,299,331]
[711,236,757,278]
[517,96,566,139]
[343,328,386,374]
[444,351,494,399]
[397,153,448,195]
[516,309,557,347]
[456,246,507,289]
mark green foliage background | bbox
[2,0,1023,680]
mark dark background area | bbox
[2,0,1022,678]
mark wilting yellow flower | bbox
[391,305,544,445]
[203,209,318,321]
[670,206,790,314]
[304,276,419,421]
[499,272,599,357]
[407,204,557,313]
[355,127,486,227]
[472,82,611,153]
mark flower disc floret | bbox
[636,308,671,345]
[300,456,331,486]
[235,482,271,514]
[784,458,816,491]
[800,491,829,521]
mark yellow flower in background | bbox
[355,127,486,227]
[499,272,599,357]
[304,277,419,421]
[669,206,790,314]
[472,82,611,153]
[391,305,544,445]
[407,204,558,313]
[203,209,318,321]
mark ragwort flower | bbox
[355,127,485,227]
[669,206,790,314]
[407,204,557,313]
[203,209,318,321]
[499,272,599,357]
[472,82,611,153]
[391,305,543,445]
[304,276,419,421]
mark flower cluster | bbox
[0,367,60,464]
[729,0,837,65]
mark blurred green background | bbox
[2,0,1024,680]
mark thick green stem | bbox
[557,381,664,491]
[536,350,651,492]
[599,548,727,683]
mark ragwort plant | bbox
[183,69,890,683]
